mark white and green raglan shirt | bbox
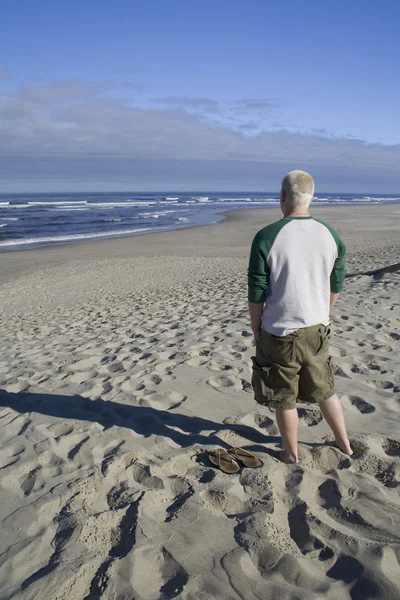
[248,216,346,336]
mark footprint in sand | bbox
[287,502,334,560]
[318,479,368,526]
[298,407,324,426]
[17,417,32,436]
[318,476,400,538]
[200,488,245,516]
[67,356,103,371]
[232,344,250,353]
[106,481,142,510]
[153,360,179,373]
[131,546,189,600]
[368,380,394,390]
[165,477,194,523]
[106,361,126,374]
[47,422,74,438]
[206,375,243,393]
[67,435,90,460]
[381,438,400,458]
[186,357,209,367]
[371,344,393,353]
[3,442,25,458]
[348,395,376,414]
[97,442,126,476]
[240,470,274,509]
[353,453,399,488]
[284,465,305,492]
[364,353,390,363]
[140,390,187,411]
[130,462,164,490]
[19,465,43,496]
[253,413,279,435]
[367,363,386,373]
[0,442,26,469]
[351,364,371,375]
[234,511,300,574]
[158,351,186,361]
[0,456,20,469]
[188,343,209,352]
[138,373,176,388]
[68,369,98,385]
[207,361,235,372]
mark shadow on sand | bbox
[0,389,282,451]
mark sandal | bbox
[228,447,263,468]
[209,449,240,474]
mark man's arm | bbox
[330,292,340,309]
[330,234,346,295]
[248,232,269,338]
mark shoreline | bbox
[2,200,400,257]
[1,204,400,285]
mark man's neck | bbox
[285,211,310,218]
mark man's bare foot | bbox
[334,439,354,457]
[280,451,298,464]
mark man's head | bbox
[280,170,315,215]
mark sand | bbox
[0,204,399,600]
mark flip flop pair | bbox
[209,447,263,474]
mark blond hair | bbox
[281,170,315,207]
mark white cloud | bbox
[233,98,275,112]
[13,80,139,105]
[0,80,399,191]
[157,96,220,113]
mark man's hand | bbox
[253,328,261,342]
[249,301,264,342]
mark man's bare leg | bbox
[319,394,353,456]
[275,408,299,463]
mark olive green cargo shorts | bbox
[251,323,335,410]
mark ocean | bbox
[0,192,399,251]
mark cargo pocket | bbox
[315,326,331,356]
[265,331,296,363]
[251,356,274,405]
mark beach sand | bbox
[0,204,399,600]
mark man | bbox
[248,170,353,464]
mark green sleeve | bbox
[330,234,346,292]
[248,232,270,303]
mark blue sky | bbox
[1,0,400,192]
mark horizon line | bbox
[1,190,399,196]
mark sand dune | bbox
[0,205,399,599]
